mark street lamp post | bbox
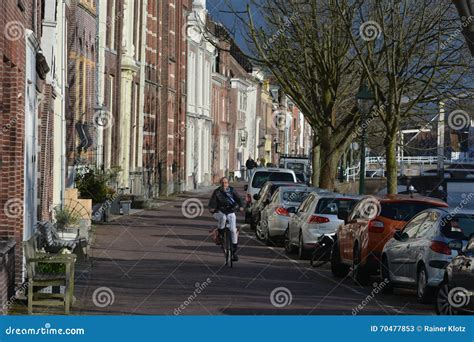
[356,83,375,195]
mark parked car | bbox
[249,181,306,229]
[381,208,474,303]
[255,186,321,244]
[331,195,448,285]
[279,154,311,178]
[295,172,309,185]
[285,193,360,259]
[435,235,474,314]
[244,168,297,223]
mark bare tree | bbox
[338,0,473,194]
[226,0,363,189]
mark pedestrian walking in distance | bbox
[245,156,257,181]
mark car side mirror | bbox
[448,240,463,252]
[287,207,296,214]
[244,185,248,191]
[253,194,260,200]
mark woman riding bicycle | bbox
[208,177,243,261]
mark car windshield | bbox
[295,173,305,183]
[251,172,294,188]
[380,202,442,222]
[315,198,358,215]
[282,191,310,204]
[286,162,305,173]
[441,214,474,241]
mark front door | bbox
[23,34,39,241]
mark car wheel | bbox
[380,255,394,294]
[298,231,310,260]
[352,246,370,286]
[435,281,458,315]
[255,221,266,241]
[417,264,434,303]
[262,220,273,246]
[284,227,295,254]
[330,239,350,277]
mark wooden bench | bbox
[37,221,88,259]
[24,234,76,314]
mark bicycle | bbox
[221,218,234,268]
[310,233,336,267]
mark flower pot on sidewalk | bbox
[119,200,132,215]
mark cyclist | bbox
[208,177,243,261]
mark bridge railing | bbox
[366,156,441,165]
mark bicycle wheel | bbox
[223,229,230,266]
[228,229,233,268]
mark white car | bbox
[285,193,360,259]
[244,168,297,223]
[382,208,474,303]
[255,186,321,245]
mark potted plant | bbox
[53,206,81,230]
[75,166,120,222]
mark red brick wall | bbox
[66,1,97,172]
[157,0,189,195]
[142,0,160,196]
[0,0,50,286]
[103,0,123,170]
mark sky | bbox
[206,0,263,53]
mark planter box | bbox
[92,203,112,222]
[120,200,132,215]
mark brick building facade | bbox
[0,0,56,291]
[65,0,98,181]
[157,0,189,195]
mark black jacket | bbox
[246,159,257,169]
[208,186,243,214]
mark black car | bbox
[435,235,474,315]
[249,181,305,230]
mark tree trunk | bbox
[385,133,398,194]
[319,127,341,190]
[311,134,320,186]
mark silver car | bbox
[255,186,321,245]
[285,193,361,259]
[382,208,474,303]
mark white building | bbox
[231,77,258,172]
[186,0,216,189]
[42,0,67,211]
